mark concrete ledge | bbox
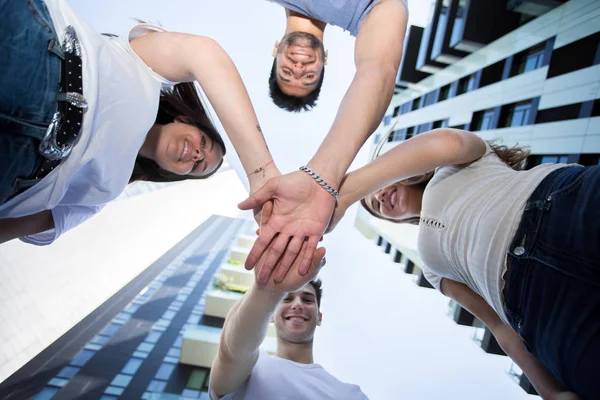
[220,264,254,287]
[204,289,243,318]
[236,234,256,249]
[180,325,276,368]
[229,247,250,263]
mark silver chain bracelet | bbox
[299,166,339,201]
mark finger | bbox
[272,236,304,283]
[256,233,290,283]
[298,236,319,276]
[238,179,278,210]
[244,228,277,270]
[304,247,327,281]
[259,200,274,230]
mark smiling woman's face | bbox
[150,118,224,178]
[365,181,424,220]
[274,32,326,97]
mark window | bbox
[70,349,96,367]
[432,119,449,129]
[383,115,392,126]
[391,129,406,142]
[592,99,600,117]
[480,60,505,88]
[579,154,600,166]
[392,106,400,117]
[511,42,546,77]
[535,103,582,124]
[439,84,451,101]
[422,91,438,108]
[416,123,432,134]
[500,101,533,127]
[450,1,467,47]
[541,155,569,164]
[405,126,415,139]
[122,358,143,375]
[411,97,421,111]
[471,109,496,131]
[432,1,451,58]
[456,73,478,96]
[548,32,600,78]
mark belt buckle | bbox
[39,111,73,161]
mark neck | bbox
[284,10,326,40]
[275,337,315,364]
[139,124,161,159]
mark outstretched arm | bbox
[130,32,279,191]
[326,128,486,231]
[308,0,408,185]
[210,222,326,398]
[441,278,578,400]
[238,0,409,276]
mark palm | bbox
[239,171,336,283]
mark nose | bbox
[292,63,305,78]
[192,148,204,162]
[376,189,386,203]
[290,298,304,310]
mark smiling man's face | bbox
[273,283,322,344]
[273,32,327,97]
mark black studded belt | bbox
[33,25,87,181]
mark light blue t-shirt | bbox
[268,0,384,37]
[211,352,368,400]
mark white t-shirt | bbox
[418,142,566,324]
[212,352,368,400]
[0,0,174,245]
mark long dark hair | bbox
[360,139,530,224]
[129,82,226,183]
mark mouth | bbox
[390,189,398,209]
[284,316,308,322]
[288,46,315,61]
[179,139,191,162]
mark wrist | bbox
[248,163,280,193]
[305,159,344,189]
[249,284,286,308]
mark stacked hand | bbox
[239,170,336,283]
[252,208,327,293]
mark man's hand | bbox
[254,238,326,295]
[238,170,335,283]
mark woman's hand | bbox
[324,196,348,234]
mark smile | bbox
[179,139,189,162]
[285,316,308,322]
[390,189,398,208]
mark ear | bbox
[317,311,322,326]
[324,49,328,66]
[270,315,275,324]
[272,40,280,58]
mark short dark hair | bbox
[268,58,325,112]
[308,279,323,309]
[130,82,226,183]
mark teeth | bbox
[181,141,188,160]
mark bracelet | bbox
[247,160,274,178]
[299,166,338,200]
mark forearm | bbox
[211,285,283,395]
[308,65,397,186]
[0,211,54,245]
[338,129,486,207]
[188,41,274,178]
[492,324,565,399]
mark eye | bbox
[283,70,292,75]
[193,160,201,172]
[201,136,206,149]
[305,74,314,79]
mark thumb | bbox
[238,179,278,210]
[306,247,327,279]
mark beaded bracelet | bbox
[299,166,338,201]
